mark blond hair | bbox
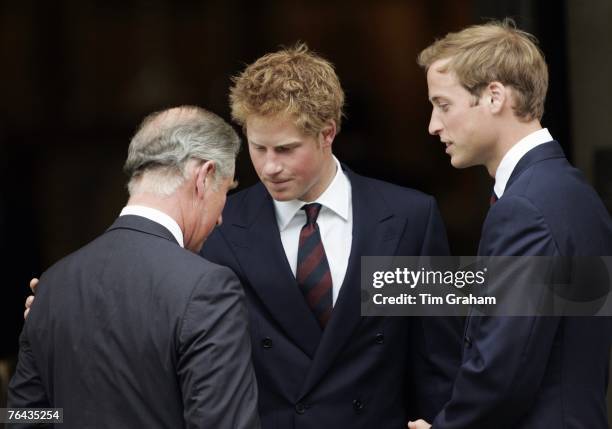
[229,43,345,135]
[418,19,548,121]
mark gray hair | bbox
[124,106,240,196]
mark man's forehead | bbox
[430,57,453,73]
[246,112,295,129]
[427,65,460,97]
[245,114,308,146]
[427,65,456,83]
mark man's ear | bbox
[319,120,337,148]
[194,160,216,199]
[486,81,507,115]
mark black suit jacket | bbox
[200,167,463,428]
[433,141,612,428]
[8,215,260,429]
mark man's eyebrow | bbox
[431,96,453,107]
[248,140,302,148]
[275,142,301,148]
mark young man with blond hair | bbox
[199,43,463,428]
[408,20,612,429]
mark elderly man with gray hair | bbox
[8,106,261,428]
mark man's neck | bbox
[486,120,542,177]
[299,153,338,202]
[126,193,184,231]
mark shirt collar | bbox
[120,205,184,247]
[494,128,553,198]
[274,156,350,231]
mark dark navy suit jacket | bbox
[200,167,463,429]
[432,141,612,428]
[9,215,260,428]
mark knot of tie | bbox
[490,192,498,206]
[302,203,322,225]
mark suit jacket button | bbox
[353,399,364,413]
[295,403,306,414]
[464,335,472,348]
[375,333,384,344]
[262,337,273,349]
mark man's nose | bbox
[428,111,442,136]
[262,153,282,176]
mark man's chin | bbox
[449,156,471,169]
[269,192,295,202]
[263,182,295,201]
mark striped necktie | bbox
[296,203,333,328]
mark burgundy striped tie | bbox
[490,192,498,206]
[296,203,333,328]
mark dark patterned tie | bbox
[296,203,333,328]
[490,191,498,206]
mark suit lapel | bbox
[223,184,323,358]
[298,169,405,398]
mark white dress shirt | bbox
[120,205,184,248]
[494,128,554,198]
[274,156,353,306]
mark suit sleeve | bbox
[409,197,463,421]
[177,265,261,429]
[432,196,560,428]
[7,326,51,427]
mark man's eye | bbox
[439,104,449,112]
[276,146,292,153]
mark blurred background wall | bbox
[1,0,610,419]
